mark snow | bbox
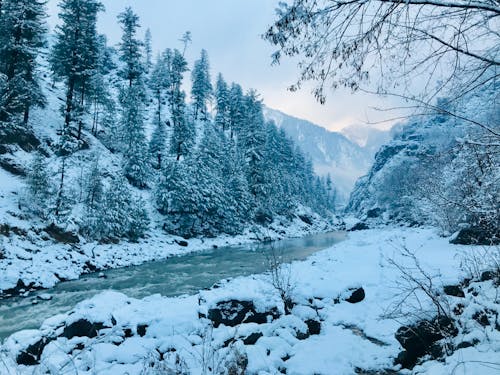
[1,227,497,374]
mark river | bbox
[0,231,345,340]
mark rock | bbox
[255,210,273,225]
[305,319,321,335]
[137,324,148,337]
[455,339,479,350]
[443,285,465,298]
[349,222,369,231]
[450,227,499,246]
[346,287,365,303]
[37,293,52,301]
[16,337,54,366]
[45,224,80,244]
[84,261,98,273]
[243,332,263,345]
[298,215,313,225]
[175,240,189,247]
[0,126,40,152]
[394,317,457,369]
[480,271,496,282]
[366,208,383,219]
[0,156,26,176]
[207,300,280,328]
[472,310,492,327]
[61,319,105,339]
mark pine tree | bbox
[148,52,170,169]
[144,28,153,75]
[240,91,267,201]
[120,85,150,188]
[0,0,47,126]
[168,50,193,161]
[191,49,212,120]
[228,83,245,138]
[51,0,103,130]
[25,151,53,218]
[89,35,115,136]
[118,7,144,88]
[214,73,230,131]
[149,115,167,170]
[117,7,150,187]
[99,176,149,241]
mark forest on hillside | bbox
[0,0,335,242]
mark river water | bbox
[0,231,345,340]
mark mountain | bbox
[263,107,372,204]
[341,123,393,158]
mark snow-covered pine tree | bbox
[190,122,227,235]
[25,152,53,219]
[118,7,144,89]
[80,155,104,238]
[120,84,150,188]
[148,53,170,169]
[144,28,153,75]
[168,50,194,161]
[240,90,268,217]
[89,35,116,137]
[117,7,150,188]
[99,176,149,241]
[214,73,230,131]
[51,0,104,130]
[149,115,167,170]
[0,0,47,126]
[223,138,251,233]
[228,83,245,138]
[191,49,212,120]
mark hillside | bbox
[263,107,372,203]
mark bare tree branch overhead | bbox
[264,0,500,105]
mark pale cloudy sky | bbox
[46,0,398,132]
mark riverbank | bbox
[0,208,335,299]
[1,227,498,374]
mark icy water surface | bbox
[0,231,345,340]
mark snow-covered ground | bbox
[1,227,498,374]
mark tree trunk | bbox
[64,74,75,128]
[55,158,66,217]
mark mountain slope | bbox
[263,107,372,203]
[341,123,393,158]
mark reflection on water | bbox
[0,231,345,340]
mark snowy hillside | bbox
[346,85,499,241]
[263,107,372,204]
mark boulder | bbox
[395,317,457,369]
[137,324,148,337]
[16,337,54,366]
[243,332,263,345]
[61,319,105,339]
[450,227,499,246]
[305,319,321,335]
[45,224,80,244]
[349,222,369,231]
[207,300,280,328]
[443,285,465,298]
[346,287,366,303]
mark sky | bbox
[46,0,399,132]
